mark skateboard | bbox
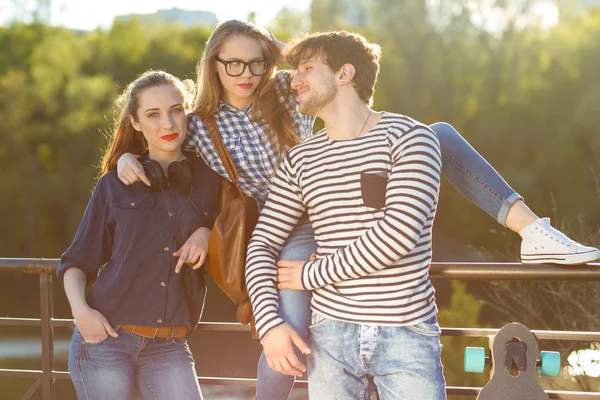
[464,322,561,400]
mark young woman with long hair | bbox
[58,70,220,399]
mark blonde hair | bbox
[100,70,194,175]
[193,19,299,153]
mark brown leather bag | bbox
[203,116,259,327]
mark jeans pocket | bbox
[169,337,188,346]
[405,316,441,337]
[309,312,329,330]
[83,334,110,346]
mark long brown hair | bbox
[193,20,299,153]
[100,70,194,175]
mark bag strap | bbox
[203,115,240,186]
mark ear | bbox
[336,63,356,87]
[129,114,141,132]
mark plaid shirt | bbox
[184,71,315,209]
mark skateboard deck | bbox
[464,322,560,400]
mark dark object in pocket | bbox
[360,173,387,209]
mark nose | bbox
[163,113,174,130]
[241,64,253,79]
[291,72,302,90]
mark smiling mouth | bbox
[161,133,178,141]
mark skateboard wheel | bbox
[464,347,486,373]
[539,351,561,376]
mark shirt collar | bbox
[140,150,196,163]
[218,100,253,115]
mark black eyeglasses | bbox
[215,57,269,77]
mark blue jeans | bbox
[308,314,446,400]
[255,222,316,400]
[430,122,522,226]
[68,327,202,400]
[255,123,519,399]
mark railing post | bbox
[40,272,55,400]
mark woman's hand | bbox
[73,305,118,344]
[173,227,211,273]
[268,30,288,65]
[117,153,151,186]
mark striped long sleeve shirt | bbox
[246,112,443,340]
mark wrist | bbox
[71,303,92,319]
[300,260,312,290]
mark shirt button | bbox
[168,212,173,217]
[164,246,170,251]
[161,281,166,287]
[203,211,208,216]
[157,319,163,324]
[130,202,135,206]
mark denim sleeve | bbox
[57,175,114,283]
[194,166,221,229]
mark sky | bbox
[0,0,312,30]
[0,0,560,31]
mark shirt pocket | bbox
[223,135,248,167]
[360,172,387,209]
[113,194,155,210]
[113,194,156,228]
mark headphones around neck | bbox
[141,158,193,194]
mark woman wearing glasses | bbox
[117,20,600,400]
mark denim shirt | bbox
[57,152,221,331]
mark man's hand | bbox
[277,259,305,290]
[173,227,211,273]
[262,324,311,377]
[117,153,150,186]
[73,305,118,344]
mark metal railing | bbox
[1,258,600,399]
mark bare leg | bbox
[505,200,539,233]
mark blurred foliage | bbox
[1,2,598,260]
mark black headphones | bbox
[140,158,193,194]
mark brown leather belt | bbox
[120,324,188,339]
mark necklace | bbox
[357,109,372,138]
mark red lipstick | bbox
[161,133,178,141]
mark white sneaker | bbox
[519,218,600,265]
